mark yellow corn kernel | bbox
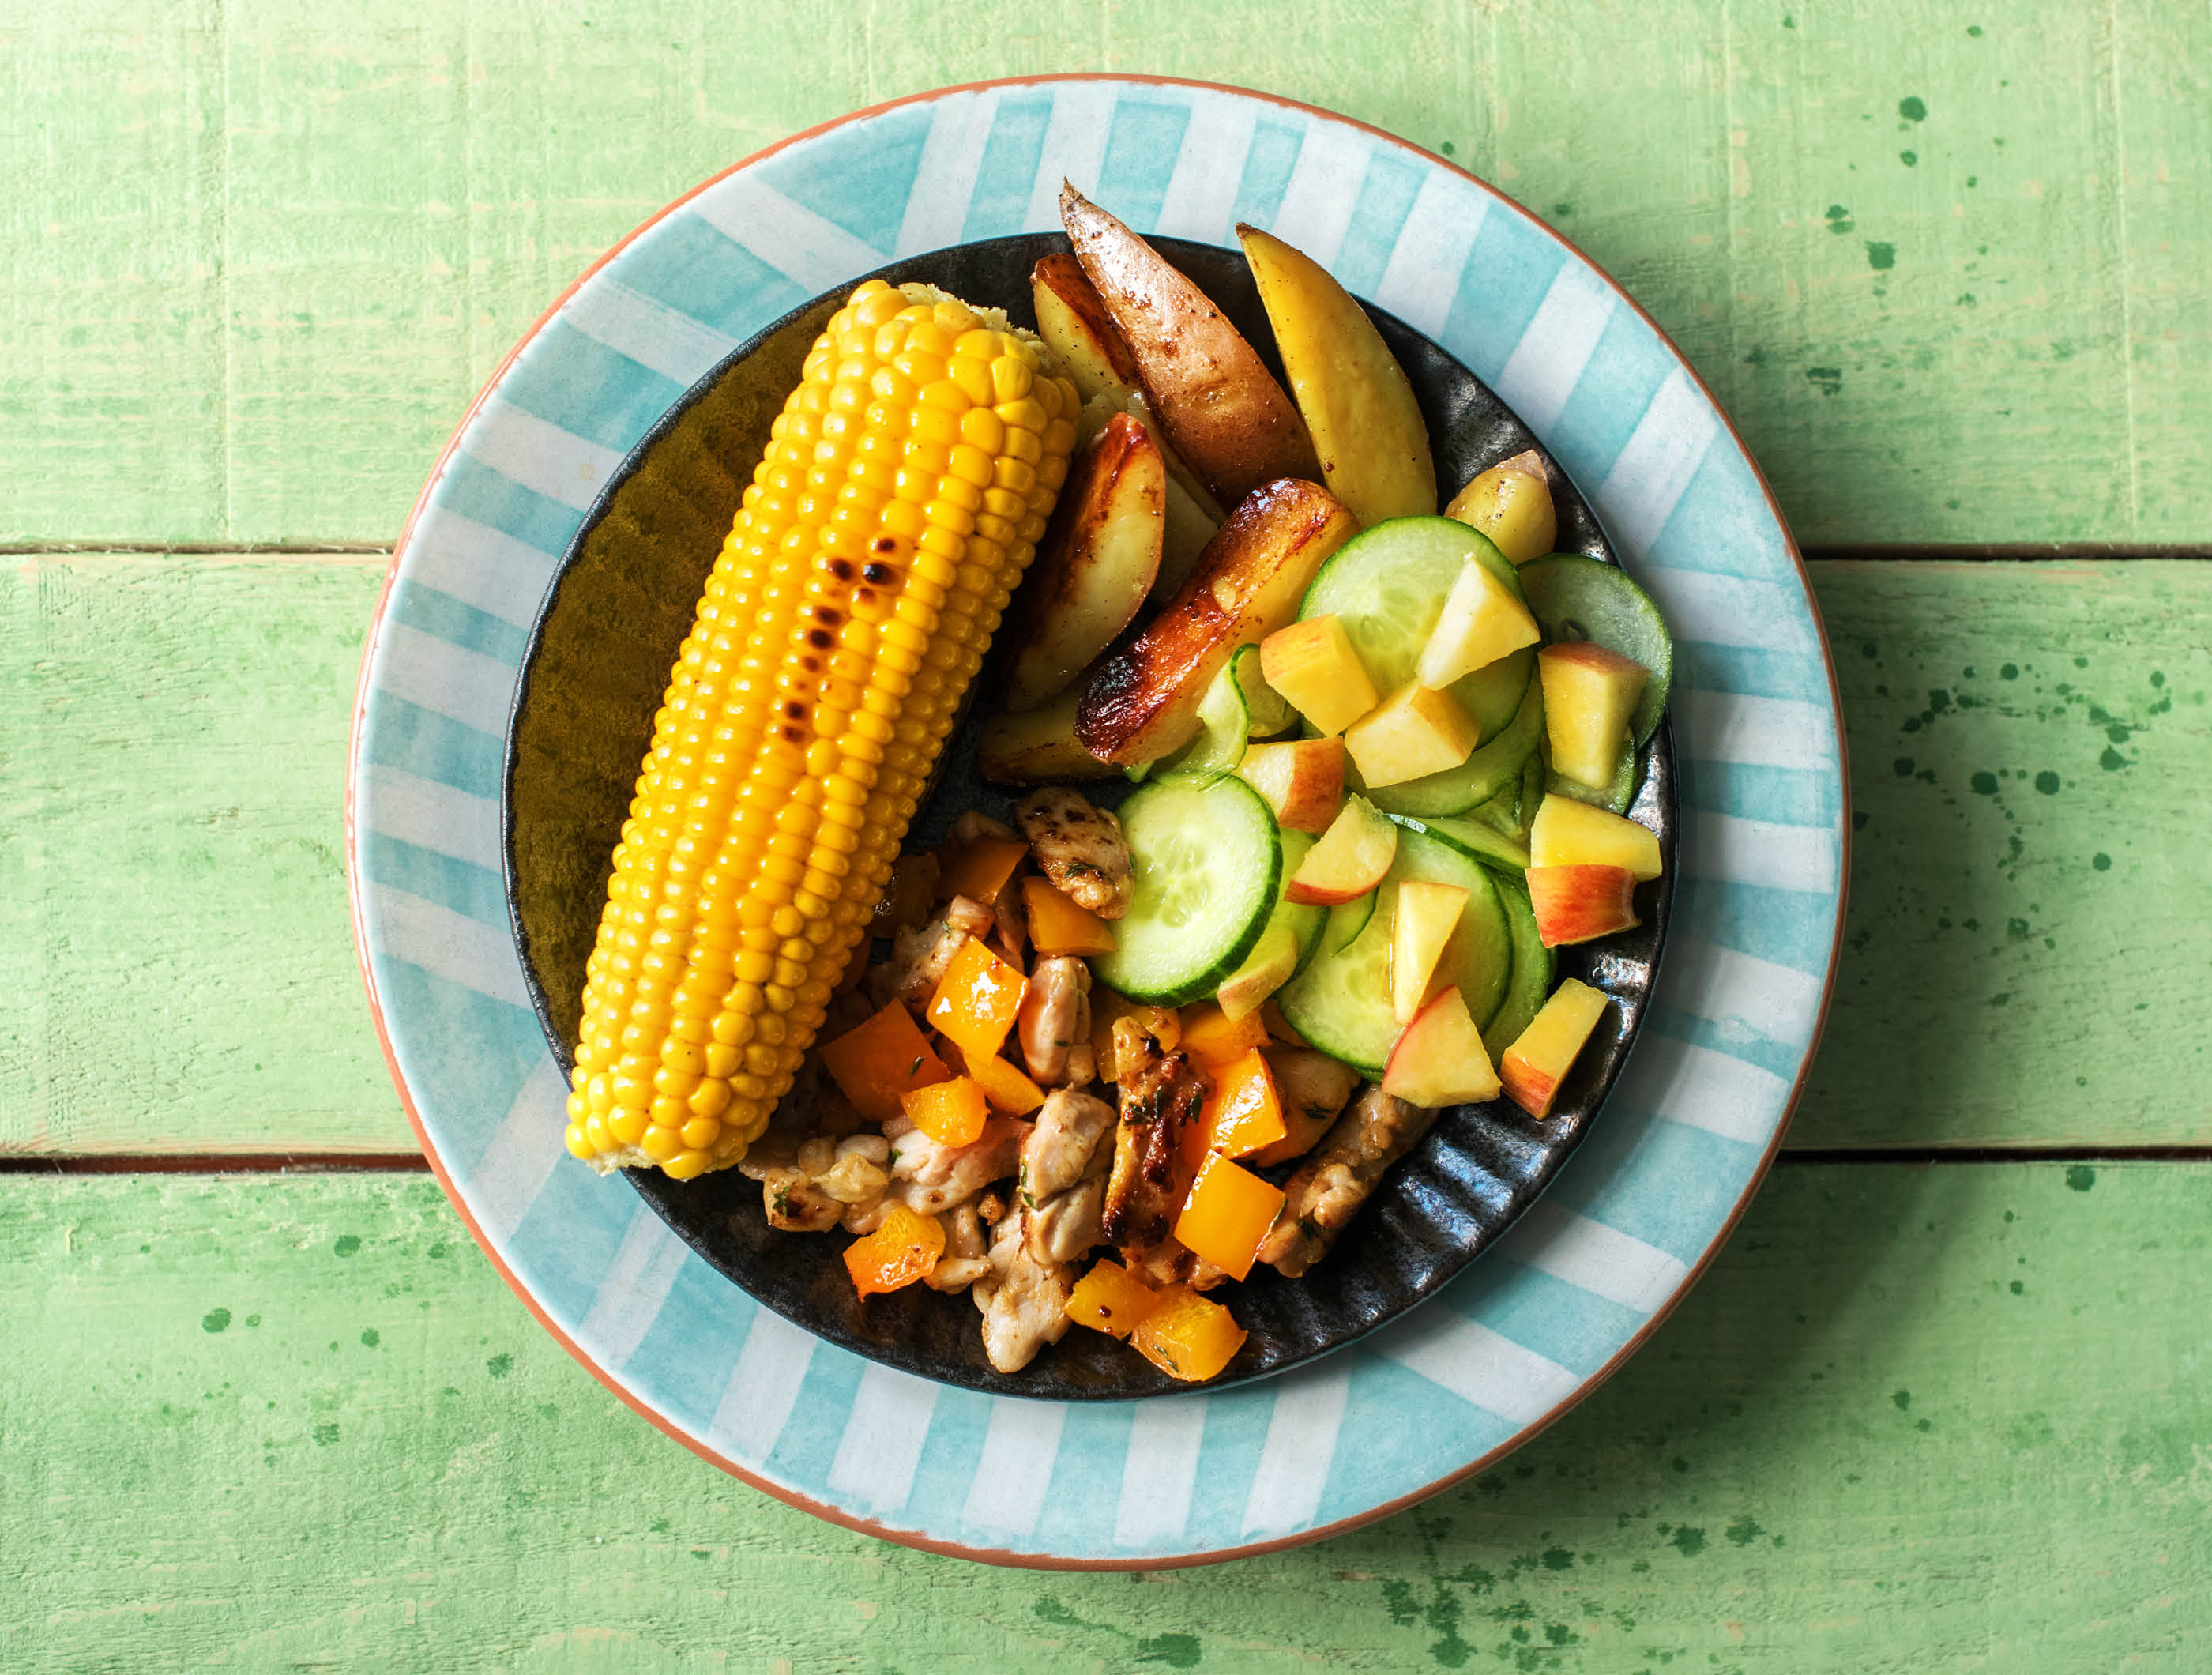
[567,281,1074,1177]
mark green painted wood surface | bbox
[4,2,2206,549]
[4,1163,2206,1668]
[6,553,2204,1156]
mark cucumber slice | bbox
[1229,643,1296,738]
[1360,666,1545,818]
[1277,826,1512,1074]
[1394,811,1531,872]
[1162,658,1251,781]
[1480,872,1554,1061]
[1520,554,1674,744]
[1316,889,1376,961]
[1215,830,1328,1011]
[1547,733,1638,815]
[1300,516,1527,743]
[1091,775,1281,1004]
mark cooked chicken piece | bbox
[1017,787,1134,919]
[890,894,996,1010]
[1018,1088,1117,1264]
[927,1203,995,1293]
[982,1244,1076,1372]
[1065,1041,1098,1086]
[1017,957,1093,1086]
[972,1207,1025,1313]
[1102,1035,1209,1273]
[994,883,1029,966]
[1251,1047,1365,1164]
[761,1169,845,1232]
[950,810,1020,845]
[883,1111,1027,1214]
[1258,1086,1441,1278]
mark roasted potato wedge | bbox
[1032,254,1142,404]
[977,682,1121,785]
[1060,183,1321,507]
[1075,478,1358,766]
[1239,224,1436,528]
[1075,392,1221,597]
[1446,449,1557,564]
[1005,413,1166,711]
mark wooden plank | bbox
[1796,559,2212,1147]
[2,1165,2206,1667]
[3,553,2206,1155]
[3,2,2206,548]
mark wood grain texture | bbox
[3,2,2206,548]
[4,553,2205,1156]
[2,1164,2204,1669]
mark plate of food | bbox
[349,76,1846,1565]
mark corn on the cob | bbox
[564,279,1080,1180]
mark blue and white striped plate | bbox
[348,76,1847,1568]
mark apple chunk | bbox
[1260,615,1379,737]
[1445,450,1558,565]
[1381,986,1502,1107]
[1061,183,1321,506]
[1344,681,1480,787]
[1031,252,1142,403]
[1075,479,1357,766]
[1416,557,1542,689]
[1525,864,1639,947]
[1286,794,1396,906]
[1528,795,1662,880]
[1538,641,1650,789]
[1391,879,1471,1024]
[1238,224,1436,528]
[1236,737,1345,834]
[1004,412,1165,710]
[1500,978,1610,1118]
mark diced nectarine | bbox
[1416,559,1541,688]
[1390,879,1470,1024]
[1287,794,1397,906]
[1524,864,1639,947]
[1236,736,1345,834]
[1345,682,1480,788]
[1260,615,1379,736]
[1537,642,1649,789]
[1528,795,1662,880]
[1380,986,1501,1107]
[1500,978,1611,1118]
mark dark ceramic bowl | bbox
[502,234,1674,1400]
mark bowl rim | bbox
[493,229,1680,1403]
[344,73,1850,1570]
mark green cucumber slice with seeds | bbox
[1276,826,1512,1074]
[1480,872,1554,1061]
[1161,659,1252,781]
[1520,553,1674,744]
[1229,643,1296,738]
[1091,774,1281,1004]
[1394,810,1532,872]
[1299,515,1528,746]
[1356,666,1545,818]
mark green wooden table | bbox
[6,3,2208,1667]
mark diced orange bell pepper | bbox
[1178,1002,1269,1071]
[1172,1153,1286,1282]
[948,1040,1046,1116]
[1195,1048,1288,1161]
[874,850,942,931]
[843,1203,946,1298]
[1064,1260,1164,1339]
[927,937,1028,1063]
[818,1001,949,1123]
[1022,876,1117,958]
[935,836,1029,905]
[901,1075,991,1146]
[1132,1285,1249,1382]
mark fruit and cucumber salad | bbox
[773,185,1676,1387]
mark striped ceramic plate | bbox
[347,76,1847,1568]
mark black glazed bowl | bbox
[502,234,1675,1400]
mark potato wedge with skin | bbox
[1238,224,1436,528]
[977,683,1120,785]
[1076,478,1358,766]
[1060,183,1321,506]
[1031,254,1142,403]
[1004,413,1165,711]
